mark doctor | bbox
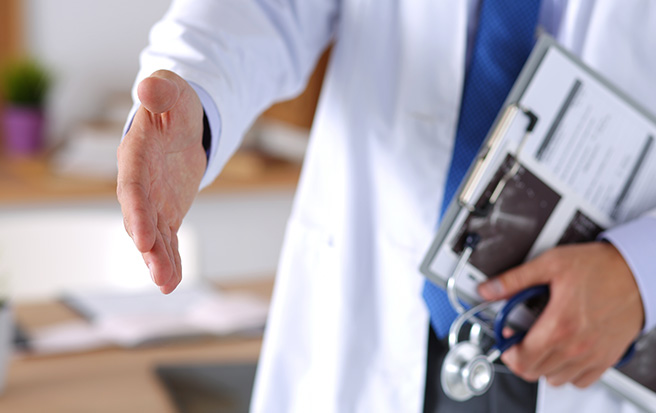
[117,1,656,412]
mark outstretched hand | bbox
[478,242,644,388]
[117,70,206,294]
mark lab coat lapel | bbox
[397,0,466,126]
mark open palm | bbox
[117,70,207,294]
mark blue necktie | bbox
[423,0,542,337]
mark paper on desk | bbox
[28,321,112,355]
[28,287,269,354]
[50,124,122,180]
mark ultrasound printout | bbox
[451,155,561,277]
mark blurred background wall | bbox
[24,0,170,142]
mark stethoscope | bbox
[439,105,634,401]
[440,235,636,402]
[440,228,551,401]
[438,106,550,401]
[441,279,548,401]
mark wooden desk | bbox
[0,150,301,205]
[0,280,273,413]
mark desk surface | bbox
[0,150,301,205]
[0,280,273,413]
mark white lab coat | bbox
[133,1,656,412]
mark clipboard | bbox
[420,35,656,411]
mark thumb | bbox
[137,70,184,115]
[478,259,549,301]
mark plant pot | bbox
[1,105,45,157]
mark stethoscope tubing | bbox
[448,283,635,366]
[493,285,549,353]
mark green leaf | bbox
[1,58,51,107]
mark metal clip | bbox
[458,105,539,216]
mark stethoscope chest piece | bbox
[440,285,550,402]
[440,341,494,401]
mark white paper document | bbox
[27,285,269,355]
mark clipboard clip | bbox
[446,103,539,327]
[457,104,539,216]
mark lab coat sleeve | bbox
[601,212,656,333]
[191,83,221,189]
[130,0,339,187]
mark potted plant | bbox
[1,58,51,157]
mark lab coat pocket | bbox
[260,218,343,409]
[254,218,342,412]
[273,219,339,341]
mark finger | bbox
[137,72,181,115]
[118,181,157,253]
[159,282,179,295]
[161,229,181,294]
[537,351,582,382]
[159,231,184,294]
[117,132,158,252]
[545,357,592,387]
[478,255,552,300]
[501,300,565,379]
[159,267,182,295]
[540,341,596,386]
[571,366,606,389]
[536,334,598,380]
[501,346,540,382]
[153,219,182,295]
[502,326,515,338]
[143,230,175,287]
[171,231,183,285]
[158,263,181,294]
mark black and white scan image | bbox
[557,210,604,245]
[451,155,561,277]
